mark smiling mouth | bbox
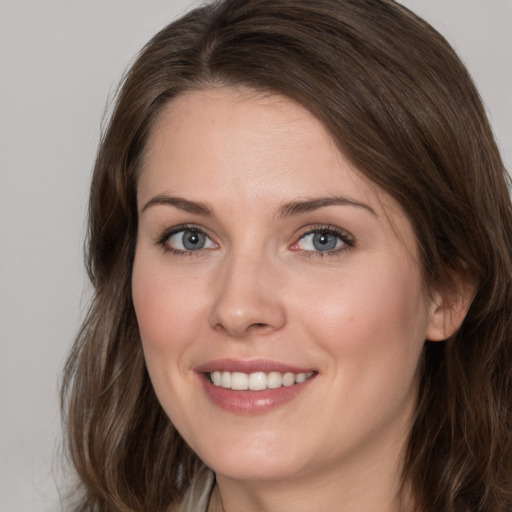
[207,371,315,391]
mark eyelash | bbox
[156,224,216,257]
[155,224,355,257]
[292,224,355,258]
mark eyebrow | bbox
[277,196,377,218]
[140,195,214,216]
[140,194,377,218]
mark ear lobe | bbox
[425,280,474,342]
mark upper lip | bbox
[194,358,315,374]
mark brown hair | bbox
[61,1,512,510]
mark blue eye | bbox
[295,228,353,253]
[163,228,216,252]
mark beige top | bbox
[171,467,215,512]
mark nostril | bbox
[246,322,272,335]
[213,321,273,338]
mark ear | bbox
[426,276,475,342]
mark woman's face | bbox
[132,88,440,484]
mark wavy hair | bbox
[61,1,512,510]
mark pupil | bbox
[313,232,337,251]
[183,230,205,250]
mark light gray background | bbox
[0,1,510,511]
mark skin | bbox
[132,87,459,512]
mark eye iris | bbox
[182,230,205,250]
[312,232,337,251]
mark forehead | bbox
[141,88,366,199]
[143,88,341,174]
[138,87,407,231]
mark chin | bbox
[195,432,307,482]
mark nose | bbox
[208,250,287,338]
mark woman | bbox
[61,0,512,511]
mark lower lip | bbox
[198,374,315,415]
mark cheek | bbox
[131,256,202,357]
[293,259,429,372]
[295,261,429,440]
[131,255,204,420]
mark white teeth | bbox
[221,371,231,388]
[248,372,267,391]
[295,372,307,383]
[211,371,222,386]
[282,372,295,387]
[267,371,283,389]
[209,370,314,390]
[231,372,249,390]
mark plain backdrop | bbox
[0,1,510,511]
